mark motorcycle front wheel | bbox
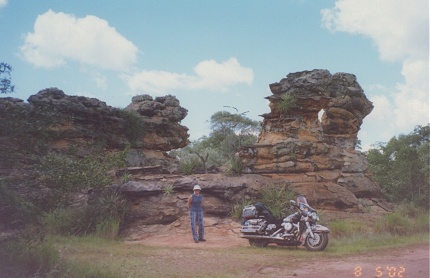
[304,232,328,251]
[248,238,269,247]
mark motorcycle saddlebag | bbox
[242,205,257,219]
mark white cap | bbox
[193,185,201,191]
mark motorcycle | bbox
[240,196,330,251]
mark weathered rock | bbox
[117,173,288,230]
[0,88,189,171]
[238,69,381,209]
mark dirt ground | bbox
[126,216,429,278]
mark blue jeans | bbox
[189,210,204,241]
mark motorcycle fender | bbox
[314,224,330,233]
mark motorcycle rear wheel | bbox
[304,232,328,251]
[248,238,269,247]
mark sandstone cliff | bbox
[0,72,391,239]
[0,88,189,170]
[238,69,384,209]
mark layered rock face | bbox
[0,88,189,169]
[238,69,382,209]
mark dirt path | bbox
[127,217,429,277]
[258,244,429,278]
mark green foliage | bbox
[0,104,62,167]
[0,62,15,94]
[120,109,144,142]
[227,157,244,176]
[172,109,260,173]
[36,150,127,209]
[209,110,260,136]
[0,236,59,277]
[44,189,128,238]
[375,205,429,235]
[328,219,369,239]
[120,172,132,183]
[0,234,118,278]
[375,212,411,235]
[276,93,297,112]
[230,198,252,220]
[259,183,295,218]
[177,154,202,175]
[367,125,430,208]
[163,184,175,196]
[0,180,41,229]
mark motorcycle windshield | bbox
[297,196,308,206]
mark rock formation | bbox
[0,88,189,170]
[0,75,391,239]
[238,69,383,209]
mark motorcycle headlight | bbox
[311,212,319,221]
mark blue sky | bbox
[1,0,428,150]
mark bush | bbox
[227,157,244,176]
[276,94,297,113]
[0,235,118,277]
[0,180,41,229]
[328,219,369,239]
[0,227,59,278]
[375,212,410,235]
[259,184,295,218]
[36,150,128,210]
[178,155,202,175]
[120,109,144,142]
[230,198,253,220]
[44,189,128,238]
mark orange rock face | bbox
[238,70,383,210]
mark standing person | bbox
[187,184,205,243]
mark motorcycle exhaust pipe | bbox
[240,235,273,239]
[240,234,293,239]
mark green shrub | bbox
[0,180,41,229]
[120,109,144,142]
[415,212,430,233]
[0,235,118,278]
[328,219,369,238]
[276,94,297,113]
[0,234,59,277]
[230,198,252,220]
[259,184,295,218]
[36,150,128,209]
[44,189,128,238]
[95,218,121,239]
[163,184,175,196]
[396,202,421,218]
[375,212,411,235]
[227,157,244,176]
[178,155,202,175]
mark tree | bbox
[367,125,430,208]
[0,62,15,94]
[206,109,260,158]
[171,108,261,174]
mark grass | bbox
[42,229,428,278]
[2,207,428,277]
[2,230,426,278]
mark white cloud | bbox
[122,58,254,95]
[189,58,254,91]
[321,0,428,62]
[20,10,138,71]
[321,0,429,141]
[0,0,7,8]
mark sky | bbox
[1,0,428,151]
